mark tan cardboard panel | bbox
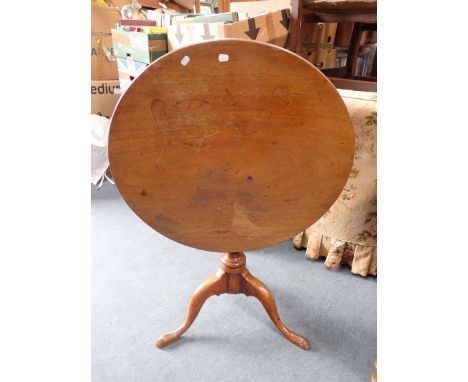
[91,80,121,118]
[92,5,121,80]
[301,48,337,69]
[111,31,132,46]
[230,0,292,18]
[301,22,337,52]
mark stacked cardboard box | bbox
[111,22,169,92]
[301,22,337,51]
[91,4,122,118]
[300,22,338,69]
[303,48,337,69]
[111,13,245,91]
[334,22,377,48]
[112,27,168,64]
[167,9,291,51]
[116,56,150,91]
[173,12,239,24]
[113,10,291,91]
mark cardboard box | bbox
[116,56,149,91]
[117,56,148,79]
[112,28,168,64]
[229,0,291,18]
[99,0,132,8]
[335,22,377,48]
[335,22,377,47]
[173,12,239,24]
[301,22,337,52]
[91,5,121,80]
[301,48,337,69]
[140,0,190,12]
[168,9,291,51]
[91,80,121,118]
[171,0,196,10]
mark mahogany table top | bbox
[109,39,354,252]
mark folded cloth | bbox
[91,114,112,186]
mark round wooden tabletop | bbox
[109,39,354,253]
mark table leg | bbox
[156,252,311,350]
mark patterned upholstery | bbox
[293,89,377,276]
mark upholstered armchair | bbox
[293,88,377,276]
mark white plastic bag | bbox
[91,114,114,187]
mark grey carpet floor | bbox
[92,181,376,382]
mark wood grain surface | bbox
[109,39,354,253]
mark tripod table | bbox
[108,39,354,350]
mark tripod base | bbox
[156,252,311,350]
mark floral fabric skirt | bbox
[293,89,377,277]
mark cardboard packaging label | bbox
[112,28,168,64]
[167,9,291,51]
[91,5,121,80]
[91,80,121,118]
